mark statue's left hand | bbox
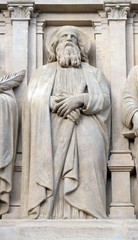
[54,95,84,118]
[67,109,81,124]
[132,111,138,137]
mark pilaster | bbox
[28,12,39,81]
[126,11,135,74]
[98,11,110,85]
[93,21,102,70]
[2,10,11,73]
[104,1,135,219]
[7,1,34,152]
[36,20,44,68]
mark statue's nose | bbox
[66,34,72,41]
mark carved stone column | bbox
[93,21,102,71]
[2,11,12,74]
[105,1,135,218]
[36,20,44,68]
[28,13,39,81]
[126,12,135,74]
[94,11,110,87]
[8,1,34,151]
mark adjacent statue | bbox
[122,66,138,187]
[122,66,138,137]
[122,65,138,215]
[21,26,111,219]
[0,68,25,216]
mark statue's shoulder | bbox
[35,62,57,74]
[81,62,99,72]
[131,65,138,70]
[81,62,102,76]
[128,65,138,77]
[126,66,138,86]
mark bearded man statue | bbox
[21,26,111,219]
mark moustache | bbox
[62,41,76,48]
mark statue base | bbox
[0,219,138,240]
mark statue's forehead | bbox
[57,28,78,38]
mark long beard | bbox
[56,42,81,68]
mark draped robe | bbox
[21,62,110,219]
[122,65,138,129]
[122,66,138,211]
[0,69,18,215]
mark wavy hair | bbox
[47,33,89,64]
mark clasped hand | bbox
[50,95,84,124]
[132,112,138,137]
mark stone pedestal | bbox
[108,152,135,219]
[1,220,138,240]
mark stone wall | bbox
[0,0,138,223]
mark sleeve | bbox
[82,68,110,116]
[122,66,138,129]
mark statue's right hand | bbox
[67,109,81,125]
[132,112,138,137]
[50,96,67,112]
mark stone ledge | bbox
[0,219,138,240]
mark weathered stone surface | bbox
[21,25,111,220]
[0,225,17,240]
[0,0,138,226]
[0,220,138,240]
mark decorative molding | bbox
[36,21,45,34]
[2,10,10,19]
[93,22,102,35]
[105,3,130,21]
[98,11,106,19]
[110,203,134,207]
[128,10,137,19]
[8,2,34,21]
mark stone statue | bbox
[122,66,138,189]
[122,66,138,136]
[21,26,111,219]
[0,68,25,216]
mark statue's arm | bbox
[82,69,110,116]
[122,66,138,129]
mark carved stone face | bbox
[56,29,81,68]
[57,29,78,47]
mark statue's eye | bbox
[61,34,67,38]
[71,35,76,39]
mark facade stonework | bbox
[0,0,138,239]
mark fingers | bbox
[70,111,80,124]
[66,110,80,124]
[57,105,71,117]
[55,97,66,103]
[52,101,65,113]
[134,128,138,137]
[75,109,80,115]
[67,114,75,123]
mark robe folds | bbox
[0,69,18,215]
[21,62,111,219]
[122,66,138,202]
[122,65,138,129]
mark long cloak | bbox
[21,62,110,219]
[0,69,18,215]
